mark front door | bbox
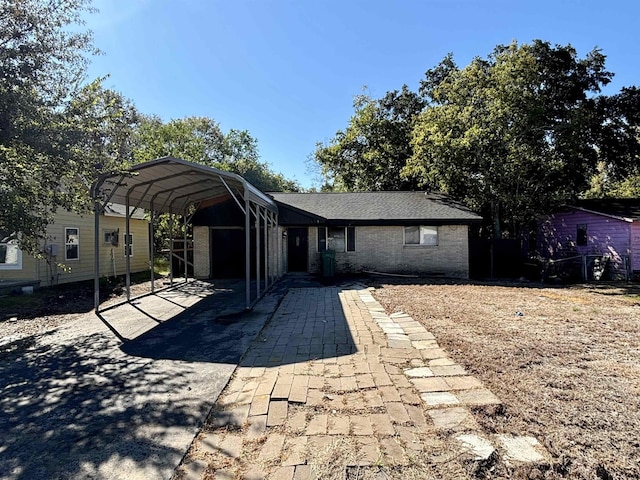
[287,227,308,272]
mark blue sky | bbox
[84,0,640,189]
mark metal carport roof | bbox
[93,156,277,215]
[91,156,279,312]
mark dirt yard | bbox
[372,279,640,480]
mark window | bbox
[577,224,587,246]
[65,227,79,260]
[404,226,438,246]
[103,229,119,246]
[317,226,356,252]
[0,235,22,270]
[124,233,133,257]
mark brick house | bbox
[193,191,481,279]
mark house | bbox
[538,198,640,280]
[0,204,150,290]
[192,191,482,279]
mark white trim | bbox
[568,206,634,223]
[0,239,22,270]
[404,225,439,246]
[124,233,134,257]
[65,227,80,261]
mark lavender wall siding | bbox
[632,222,640,271]
[539,209,634,274]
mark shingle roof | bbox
[571,198,640,222]
[269,191,482,225]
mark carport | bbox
[91,156,280,312]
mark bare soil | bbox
[371,279,640,480]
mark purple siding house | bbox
[539,199,640,280]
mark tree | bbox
[314,86,425,191]
[406,40,620,238]
[134,117,300,192]
[132,116,300,250]
[0,0,98,252]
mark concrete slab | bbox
[497,435,549,464]
[456,434,496,461]
[421,391,460,407]
[404,366,434,378]
[0,280,281,480]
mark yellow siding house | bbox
[0,204,149,288]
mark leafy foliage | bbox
[314,86,425,191]
[315,40,640,238]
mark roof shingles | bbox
[269,192,481,224]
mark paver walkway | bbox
[176,284,548,479]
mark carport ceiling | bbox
[94,156,277,214]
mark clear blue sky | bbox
[84,0,640,189]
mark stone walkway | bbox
[176,284,549,479]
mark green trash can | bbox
[321,250,336,277]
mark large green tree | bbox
[406,41,630,238]
[0,0,101,252]
[134,116,300,192]
[314,86,425,191]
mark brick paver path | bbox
[176,285,510,479]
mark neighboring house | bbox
[192,191,482,279]
[0,204,149,289]
[538,198,640,280]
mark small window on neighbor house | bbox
[124,234,133,257]
[577,224,587,246]
[103,230,119,246]
[65,227,79,260]
[0,236,22,270]
[404,226,438,246]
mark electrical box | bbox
[44,244,59,256]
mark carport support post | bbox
[183,208,188,283]
[93,199,101,312]
[264,209,268,289]
[125,194,131,301]
[245,197,251,309]
[150,202,155,293]
[169,209,174,286]
[256,205,261,300]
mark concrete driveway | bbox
[0,279,286,480]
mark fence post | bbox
[582,255,587,282]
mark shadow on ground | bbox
[0,275,365,479]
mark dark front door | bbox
[287,227,308,272]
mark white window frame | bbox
[0,238,22,270]
[317,226,356,252]
[124,233,133,257]
[404,226,439,246]
[65,227,80,261]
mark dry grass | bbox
[372,279,640,480]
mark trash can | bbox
[321,250,336,277]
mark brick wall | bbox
[307,225,470,278]
[193,226,210,278]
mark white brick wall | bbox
[193,226,210,279]
[307,225,470,278]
